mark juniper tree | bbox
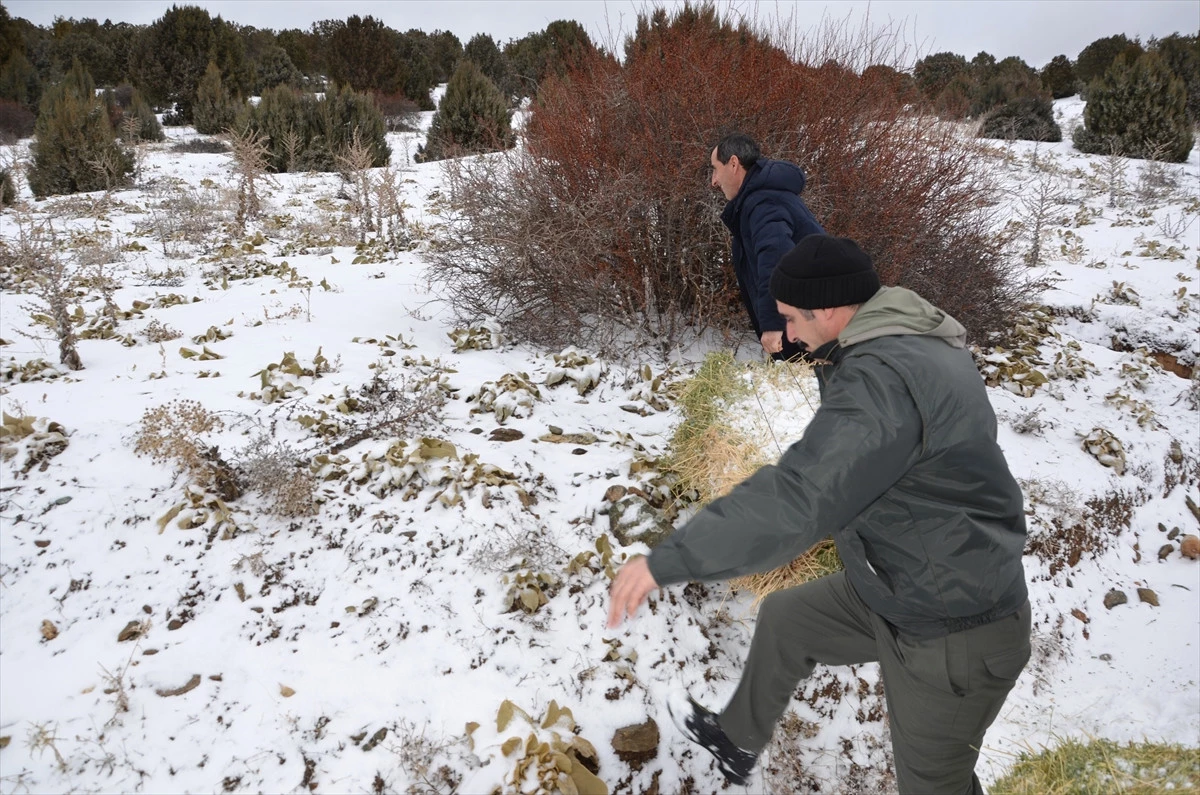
[417,60,513,162]
[194,60,240,135]
[1040,55,1078,99]
[1073,51,1194,162]
[28,60,133,197]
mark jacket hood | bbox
[839,286,967,348]
[738,158,807,199]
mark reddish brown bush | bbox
[430,5,1030,353]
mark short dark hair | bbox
[714,133,761,169]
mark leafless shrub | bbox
[1024,483,1147,575]
[386,719,464,794]
[1155,211,1195,241]
[1008,406,1053,435]
[337,130,377,246]
[142,319,182,343]
[1014,169,1066,267]
[1101,140,1128,208]
[235,433,318,518]
[1135,147,1183,202]
[9,218,84,370]
[144,180,226,257]
[312,368,448,455]
[434,7,1032,357]
[132,400,238,497]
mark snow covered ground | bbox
[0,96,1197,794]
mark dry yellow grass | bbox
[668,352,841,606]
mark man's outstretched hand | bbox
[607,555,660,628]
[760,330,784,355]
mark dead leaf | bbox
[40,620,58,641]
[280,684,296,697]
[156,674,201,697]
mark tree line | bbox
[0,3,594,130]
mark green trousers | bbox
[719,571,1031,794]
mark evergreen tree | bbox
[427,30,463,83]
[417,60,513,162]
[194,59,239,134]
[1074,51,1194,162]
[254,45,301,93]
[28,59,133,196]
[504,20,594,100]
[1151,33,1200,124]
[324,15,403,94]
[130,5,247,123]
[463,33,513,100]
[1040,55,1077,98]
[235,83,388,173]
[914,51,969,101]
[979,96,1062,142]
[1076,34,1143,88]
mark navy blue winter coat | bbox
[720,159,824,335]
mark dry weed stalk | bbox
[225,125,273,230]
[10,217,84,370]
[336,129,377,245]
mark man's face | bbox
[777,301,830,352]
[710,148,744,201]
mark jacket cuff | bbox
[647,545,692,587]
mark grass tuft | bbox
[989,737,1200,794]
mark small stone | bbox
[488,428,524,442]
[604,485,627,502]
[1158,522,1168,533]
[548,425,563,435]
[612,718,659,767]
[1158,544,1175,561]
[1137,588,1159,606]
[52,496,71,506]
[40,620,58,641]
[1103,589,1127,610]
[571,447,587,455]
[1180,535,1200,560]
[143,648,159,655]
[1070,608,1089,624]
[1098,653,1112,662]
[209,674,223,681]
[470,427,483,435]
[34,539,49,548]
[167,619,184,630]
[142,604,152,614]
[117,620,143,642]
[1168,528,1180,541]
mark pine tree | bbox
[417,60,514,163]
[1074,51,1194,162]
[28,60,133,197]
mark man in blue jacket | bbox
[710,133,824,360]
[609,235,1030,793]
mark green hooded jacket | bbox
[647,287,1028,639]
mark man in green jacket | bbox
[608,235,1030,794]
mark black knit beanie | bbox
[769,235,881,309]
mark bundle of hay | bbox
[667,352,841,607]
